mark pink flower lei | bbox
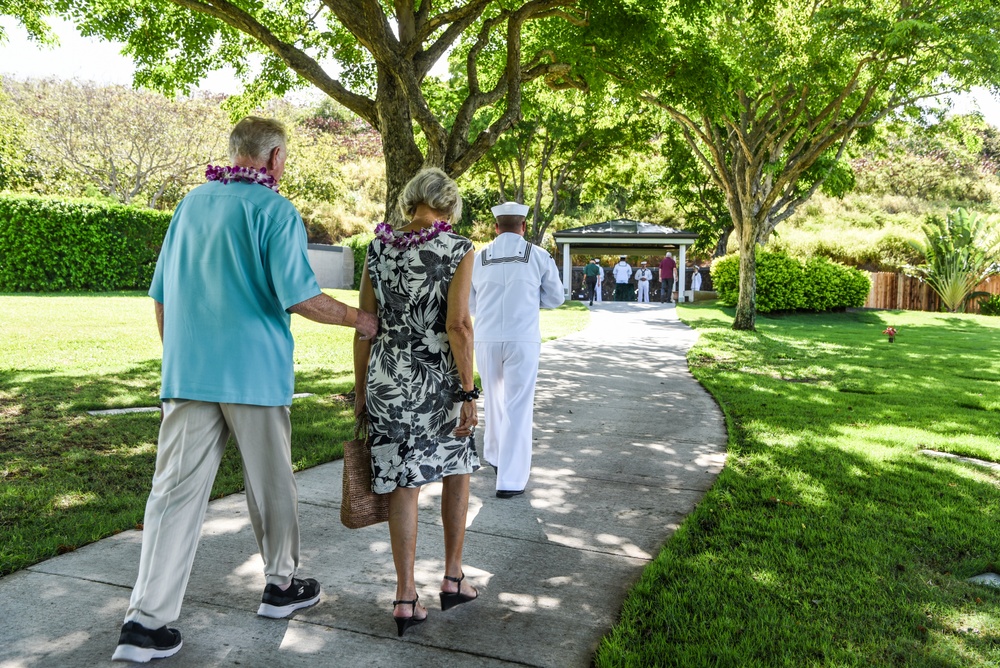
[375,220,452,249]
[205,164,280,192]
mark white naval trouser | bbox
[124,400,300,629]
[636,281,650,302]
[475,341,541,492]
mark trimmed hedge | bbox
[0,195,172,292]
[711,249,870,313]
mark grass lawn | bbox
[0,291,588,576]
[596,303,1000,667]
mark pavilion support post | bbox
[678,244,687,302]
[562,243,572,298]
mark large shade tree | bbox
[57,0,589,224]
[469,81,657,244]
[622,0,1000,329]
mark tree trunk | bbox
[714,225,733,258]
[733,227,757,331]
[375,66,426,227]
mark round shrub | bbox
[802,257,871,311]
[710,253,740,306]
[710,249,870,314]
[754,250,805,312]
[0,195,172,292]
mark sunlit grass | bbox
[0,291,588,575]
[596,302,1000,667]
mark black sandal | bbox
[440,572,478,611]
[392,595,425,637]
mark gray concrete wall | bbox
[307,244,354,289]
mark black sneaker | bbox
[111,621,182,663]
[257,577,321,618]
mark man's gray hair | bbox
[228,116,288,163]
[397,167,463,228]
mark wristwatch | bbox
[457,386,480,402]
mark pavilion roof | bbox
[553,219,698,254]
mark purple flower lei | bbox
[375,220,452,249]
[205,164,280,192]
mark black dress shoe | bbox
[496,489,524,499]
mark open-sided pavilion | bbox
[552,219,699,299]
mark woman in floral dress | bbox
[353,168,480,637]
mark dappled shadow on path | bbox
[4,305,728,666]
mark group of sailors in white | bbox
[608,255,701,303]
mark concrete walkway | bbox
[0,303,726,668]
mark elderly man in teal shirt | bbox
[112,117,377,663]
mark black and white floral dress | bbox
[366,230,480,493]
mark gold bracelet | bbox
[344,306,358,327]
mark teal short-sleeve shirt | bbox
[149,180,322,406]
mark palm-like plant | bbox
[908,209,1000,312]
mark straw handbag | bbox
[341,413,390,529]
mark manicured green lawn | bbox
[596,303,1000,667]
[0,291,588,575]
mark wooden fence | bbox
[864,272,1000,312]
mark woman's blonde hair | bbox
[396,168,463,228]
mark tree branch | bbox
[168,0,378,125]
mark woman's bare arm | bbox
[353,263,378,417]
[446,251,477,436]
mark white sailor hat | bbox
[491,201,530,218]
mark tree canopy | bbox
[623,0,1000,329]
[0,0,53,42]
[57,0,590,223]
[467,80,657,244]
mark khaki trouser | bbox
[124,400,300,629]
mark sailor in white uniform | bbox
[612,256,633,301]
[635,261,653,302]
[469,202,565,498]
[690,265,703,293]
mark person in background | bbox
[354,168,480,638]
[594,259,605,302]
[113,116,378,663]
[690,264,703,295]
[584,258,601,306]
[470,201,564,499]
[635,260,653,302]
[612,256,633,301]
[659,252,677,303]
